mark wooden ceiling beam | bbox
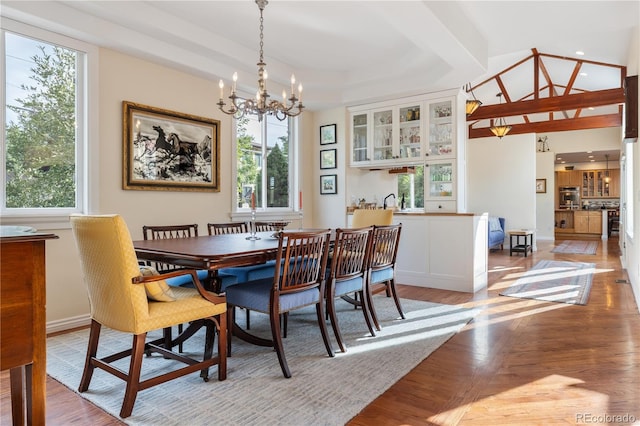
[468,113,622,139]
[466,88,624,120]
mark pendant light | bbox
[465,83,482,115]
[605,154,610,183]
[490,93,512,138]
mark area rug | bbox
[46,297,477,425]
[551,240,598,255]
[500,260,595,305]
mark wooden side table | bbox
[1,231,58,425]
[508,230,533,257]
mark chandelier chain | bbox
[259,7,264,64]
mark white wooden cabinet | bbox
[392,213,488,293]
[349,89,467,213]
[350,102,423,166]
[423,94,467,213]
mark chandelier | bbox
[489,93,512,138]
[217,0,304,121]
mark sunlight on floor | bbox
[430,374,611,424]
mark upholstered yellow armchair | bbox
[70,214,227,418]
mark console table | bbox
[508,230,534,257]
[1,231,58,425]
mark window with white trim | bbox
[235,113,297,212]
[1,19,96,226]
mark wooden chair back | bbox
[142,224,199,272]
[208,222,248,235]
[329,227,373,282]
[253,221,290,232]
[369,224,402,271]
[275,230,331,295]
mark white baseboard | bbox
[47,314,91,334]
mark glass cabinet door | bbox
[373,109,393,161]
[352,113,369,163]
[425,161,454,199]
[427,100,453,157]
[398,104,421,160]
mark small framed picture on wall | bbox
[320,174,337,195]
[320,124,337,145]
[320,149,337,169]
[536,178,547,193]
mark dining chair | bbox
[225,229,334,378]
[351,209,393,227]
[326,226,376,353]
[70,214,227,418]
[254,221,290,232]
[366,223,405,330]
[207,221,272,329]
[207,221,248,235]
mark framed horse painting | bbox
[122,101,220,191]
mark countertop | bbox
[346,209,478,217]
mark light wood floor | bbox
[2,238,638,425]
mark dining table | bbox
[133,231,282,284]
[132,229,334,291]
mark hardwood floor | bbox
[2,238,638,425]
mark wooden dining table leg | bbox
[9,367,24,426]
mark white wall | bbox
[467,133,537,248]
[536,151,556,240]
[538,128,622,156]
[312,107,349,229]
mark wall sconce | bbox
[537,136,550,152]
[465,83,482,115]
[489,93,511,138]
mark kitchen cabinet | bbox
[425,99,455,159]
[350,102,423,166]
[581,169,620,198]
[574,210,602,234]
[556,170,582,187]
[349,90,467,213]
[423,95,466,212]
[351,112,369,163]
[424,159,456,212]
[608,169,620,197]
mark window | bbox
[397,165,424,209]
[1,19,97,227]
[235,114,297,211]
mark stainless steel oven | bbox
[559,186,580,209]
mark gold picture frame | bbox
[122,101,220,192]
[536,178,547,193]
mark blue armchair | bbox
[488,217,505,250]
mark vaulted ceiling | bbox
[466,49,626,138]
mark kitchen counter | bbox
[346,208,476,217]
[555,209,607,239]
[345,211,489,293]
